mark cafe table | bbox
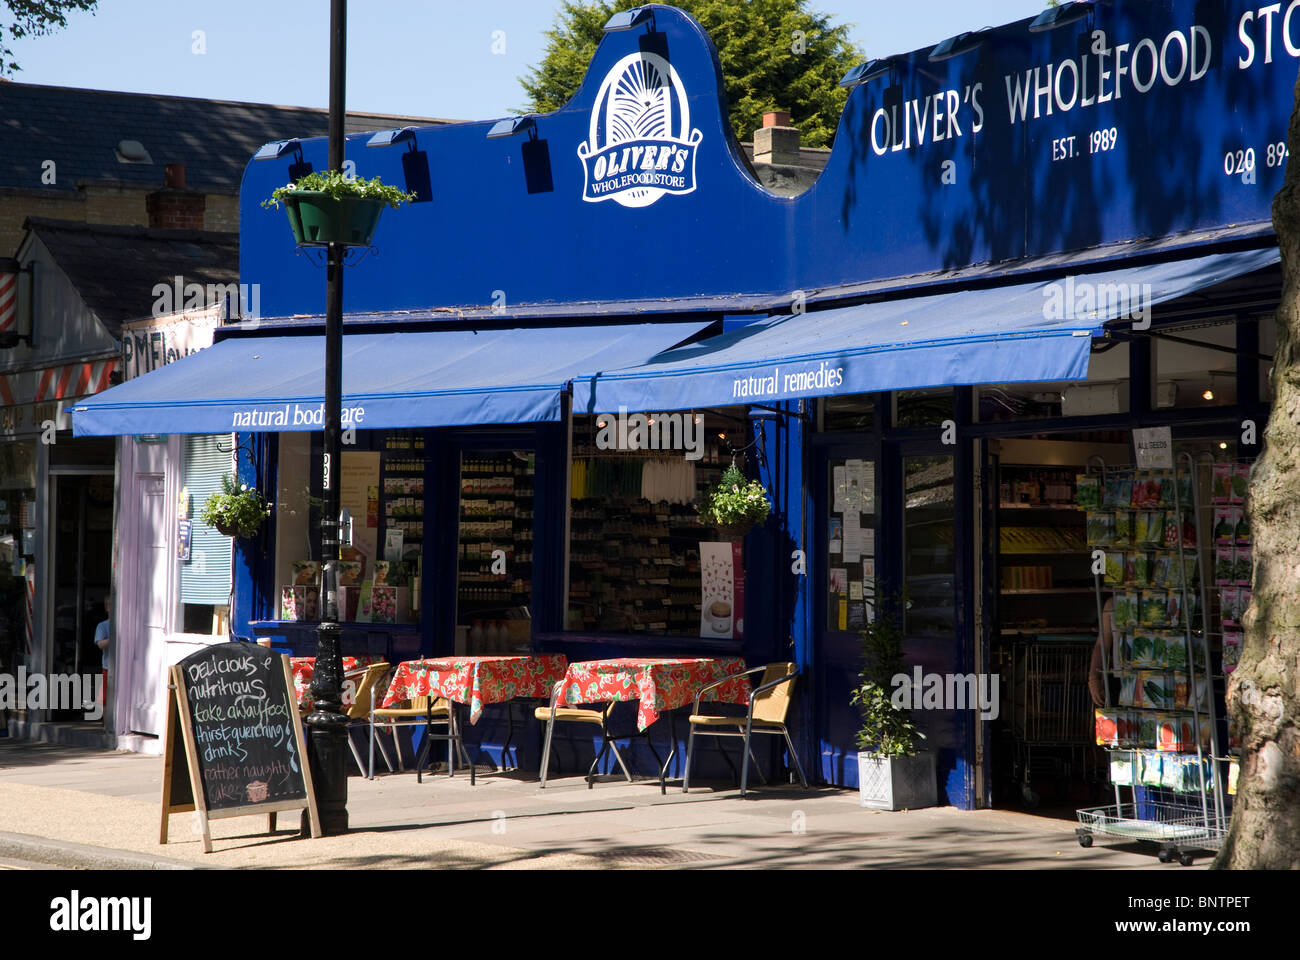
[542,656,751,793]
[289,655,381,711]
[381,653,569,782]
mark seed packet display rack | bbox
[1074,453,1230,865]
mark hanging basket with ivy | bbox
[700,464,771,539]
[262,170,415,246]
[201,474,272,539]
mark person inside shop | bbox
[92,594,112,715]
[1088,595,1117,707]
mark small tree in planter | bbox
[262,170,415,246]
[700,464,770,540]
[851,592,937,810]
[200,474,272,539]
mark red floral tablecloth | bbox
[552,657,750,731]
[381,654,569,724]
[290,655,382,709]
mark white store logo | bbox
[578,51,703,208]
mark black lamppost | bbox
[302,0,350,837]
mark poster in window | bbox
[177,518,192,562]
[340,452,381,564]
[828,516,843,555]
[700,541,743,639]
[832,467,848,513]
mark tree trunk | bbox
[1212,70,1300,870]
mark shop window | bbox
[822,395,875,431]
[274,433,314,610]
[0,441,36,673]
[50,473,113,684]
[903,455,955,639]
[1153,323,1236,409]
[456,450,532,653]
[566,409,747,638]
[1259,314,1276,404]
[978,341,1130,421]
[49,436,115,467]
[274,430,425,625]
[826,457,877,632]
[181,434,233,632]
[895,388,954,427]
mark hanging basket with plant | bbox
[700,464,771,539]
[200,474,272,539]
[262,170,415,246]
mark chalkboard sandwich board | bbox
[160,641,321,853]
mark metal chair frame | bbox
[682,664,810,797]
[537,681,662,789]
[342,662,396,778]
[368,693,473,784]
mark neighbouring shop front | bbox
[1,227,120,738]
[73,0,1293,805]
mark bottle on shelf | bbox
[469,619,484,651]
[483,619,500,652]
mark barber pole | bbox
[23,567,34,655]
[0,265,16,334]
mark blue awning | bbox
[71,322,710,436]
[573,250,1280,413]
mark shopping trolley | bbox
[1010,637,1097,807]
[1077,793,1228,866]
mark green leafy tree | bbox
[520,0,863,149]
[0,1,97,77]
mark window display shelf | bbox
[1001,587,1096,595]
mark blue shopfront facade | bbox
[75,0,1292,806]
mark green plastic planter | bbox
[282,191,386,245]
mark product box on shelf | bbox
[1172,672,1209,711]
[1138,749,1163,786]
[1109,751,1135,785]
[1234,544,1252,585]
[1220,587,1241,627]
[1112,632,1133,670]
[1114,590,1139,629]
[1137,670,1176,710]
[1222,631,1242,673]
[1215,545,1234,585]
[1156,713,1194,752]
[336,584,360,622]
[1095,708,1124,747]
[281,585,320,622]
[1117,671,1137,707]
[1076,474,1102,509]
[1161,631,1188,670]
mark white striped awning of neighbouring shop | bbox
[0,358,118,407]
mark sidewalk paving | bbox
[0,740,1183,869]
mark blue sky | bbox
[7,1,1048,122]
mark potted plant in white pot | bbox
[851,593,937,810]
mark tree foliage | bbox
[0,1,97,77]
[519,0,863,149]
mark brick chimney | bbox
[753,111,800,167]
[146,163,206,230]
